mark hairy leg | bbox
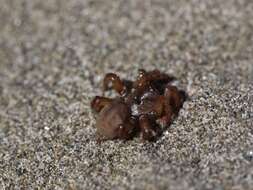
[103,73,126,95]
[148,69,174,83]
[117,116,137,140]
[152,86,184,127]
[139,114,158,141]
[133,69,174,93]
[152,95,173,127]
[90,96,113,113]
[164,85,184,114]
[133,69,149,90]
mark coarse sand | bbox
[0,0,253,189]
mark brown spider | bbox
[90,69,186,141]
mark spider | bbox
[90,69,186,141]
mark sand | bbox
[0,0,253,189]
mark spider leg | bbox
[90,96,113,113]
[103,73,126,95]
[133,69,149,90]
[158,103,173,127]
[139,114,158,141]
[133,69,174,93]
[164,85,184,114]
[146,95,173,127]
[157,85,185,126]
[117,116,137,140]
[148,69,174,83]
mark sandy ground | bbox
[0,0,253,189]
